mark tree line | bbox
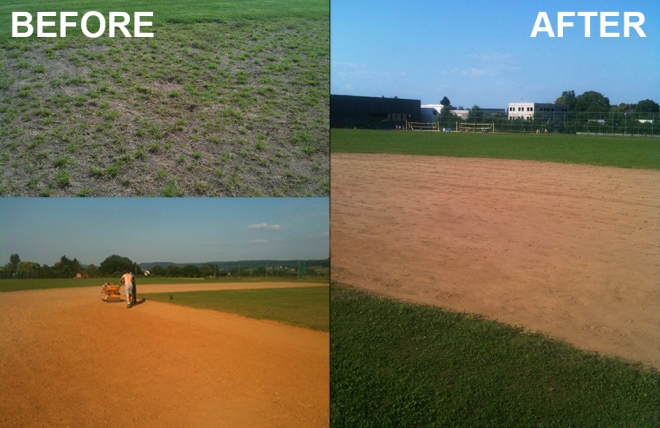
[437,92,658,122]
[0,254,138,279]
[433,93,659,135]
[553,91,658,114]
[0,254,328,279]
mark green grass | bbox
[0,276,207,292]
[331,129,660,170]
[0,276,327,293]
[331,284,660,427]
[0,0,328,39]
[145,286,329,332]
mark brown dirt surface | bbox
[135,281,326,293]
[0,282,328,427]
[331,153,660,368]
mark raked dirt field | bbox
[331,153,660,368]
[0,282,328,427]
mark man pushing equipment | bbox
[121,270,134,308]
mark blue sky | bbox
[331,0,659,108]
[0,198,329,266]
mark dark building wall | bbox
[331,95,422,129]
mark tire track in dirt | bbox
[0,282,329,427]
[331,153,660,368]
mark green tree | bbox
[182,264,201,278]
[39,265,54,278]
[440,96,450,107]
[86,264,98,278]
[252,267,267,277]
[52,255,82,278]
[166,265,182,277]
[1,263,14,278]
[199,264,215,278]
[150,265,166,276]
[468,105,484,121]
[611,103,635,113]
[10,254,20,270]
[99,254,135,276]
[555,90,577,110]
[17,261,40,278]
[635,99,659,113]
[574,91,610,112]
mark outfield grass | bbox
[331,129,660,170]
[331,284,660,427]
[1,1,329,196]
[0,276,328,293]
[146,286,329,331]
[0,276,204,292]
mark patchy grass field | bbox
[331,285,660,427]
[0,4,328,196]
[331,129,660,170]
[147,286,329,331]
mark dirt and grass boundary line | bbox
[331,129,660,170]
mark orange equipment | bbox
[101,282,123,302]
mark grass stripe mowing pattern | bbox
[146,286,329,332]
[331,129,660,170]
[331,285,660,427]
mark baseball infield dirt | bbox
[0,282,328,427]
[331,153,660,368]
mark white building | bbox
[421,104,470,120]
[507,103,568,120]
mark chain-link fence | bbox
[435,112,659,137]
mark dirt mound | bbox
[0,283,328,427]
[331,153,660,368]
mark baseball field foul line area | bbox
[331,153,660,368]
[0,282,329,427]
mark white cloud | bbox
[247,223,281,230]
[247,239,268,244]
[309,231,329,239]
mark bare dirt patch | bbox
[136,281,324,294]
[0,282,328,427]
[331,153,660,368]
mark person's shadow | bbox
[132,298,146,306]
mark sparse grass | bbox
[54,170,70,187]
[331,284,660,427]
[0,3,329,196]
[147,286,329,332]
